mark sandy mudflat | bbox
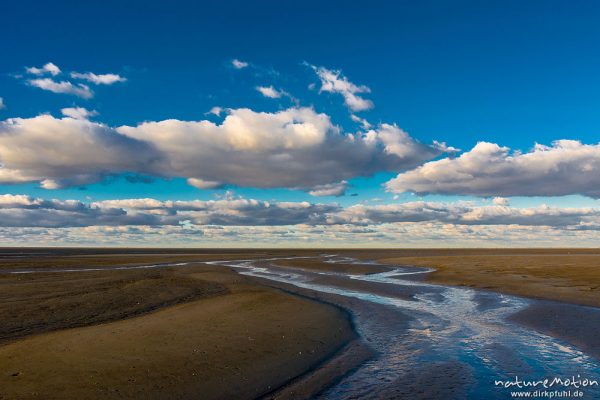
[375,249,600,308]
[0,254,355,400]
[0,268,227,343]
[509,301,600,360]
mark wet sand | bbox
[0,268,227,343]
[375,249,600,308]
[509,301,600,360]
[0,253,357,400]
[2,248,600,399]
[255,279,409,400]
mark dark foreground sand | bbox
[0,255,357,400]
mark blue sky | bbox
[2,0,600,246]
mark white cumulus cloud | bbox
[206,106,224,117]
[308,181,349,197]
[0,115,161,188]
[28,78,93,99]
[492,197,509,206]
[61,107,98,120]
[26,62,61,76]
[70,72,126,85]
[117,107,440,190]
[256,85,284,98]
[310,65,373,112]
[387,140,600,198]
[187,178,224,190]
[0,108,442,191]
[232,59,249,69]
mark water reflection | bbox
[209,255,600,400]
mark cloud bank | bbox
[1,194,598,231]
[0,108,441,192]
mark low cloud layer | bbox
[330,201,599,227]
[387,140,600,198]
[0,107,441,192]
[1,194,599,232]
[0,194,337,227]
[6,222,600,247]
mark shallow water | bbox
[208,255,600,400]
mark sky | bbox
[2,0,600,247]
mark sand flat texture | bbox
[375,249,600,307]
[0,255,354,400]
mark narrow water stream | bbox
[209,255,600,399]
